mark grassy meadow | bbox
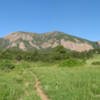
[0,55,100,100]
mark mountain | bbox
[0,31,98,51]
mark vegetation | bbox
[0,60,15,70]
[92,61,100,65]
[0,62,41,100]
[0,45,97,63]
[58,58,85,67]
[0,46,100,100]
[0,55,100,100]
[33,65,100,100]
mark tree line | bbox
[0,46,99,62]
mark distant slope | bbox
[0,38,9,50]
[0,31,98,51]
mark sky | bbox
[0,0,100,41]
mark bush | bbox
[92,61,100,65]
[0,60,15,70]
[59,58,85,67]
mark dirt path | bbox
[31,72,51,100]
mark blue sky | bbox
[0,0,100,41]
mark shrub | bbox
[92,61,100,65]
[16,55,22,61]
[59,58,85,67]
[0,60,15,70]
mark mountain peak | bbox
[4,31,33,42]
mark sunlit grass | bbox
[0,55,100,100]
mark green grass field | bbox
[0,61,41,100]
[0,55,100,100]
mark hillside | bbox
[0,31,98,51]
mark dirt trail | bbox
[31,72,51,100]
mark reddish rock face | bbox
[61,39,93,52]
[98,41,100,46]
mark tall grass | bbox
[33,67,100,100]
[0,61,41,100]
[0,55,100,100]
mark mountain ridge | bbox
[0,31,99,51]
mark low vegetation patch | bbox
[92,61,100,65]
[0,60,15,70]
[59,58,86,67]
